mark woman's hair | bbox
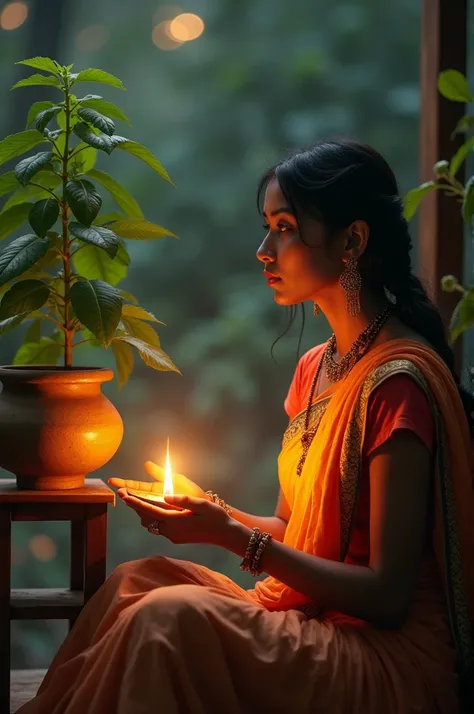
[258,139,474,434]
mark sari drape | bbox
[255,339,474,677]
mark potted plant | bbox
[404,69,474,343]
[0,57,179,490]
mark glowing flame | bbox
[163,438,174,496]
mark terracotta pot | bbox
[0,366,123,490]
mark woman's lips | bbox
[267,276,281,286]
[263,271,282,286]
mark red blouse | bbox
[284,345,435,565]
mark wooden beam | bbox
[419,0,467,370]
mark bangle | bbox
[240,527,260,572]
[205,490,232,515]
[251,532,272,576]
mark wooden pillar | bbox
[419,0,467,370]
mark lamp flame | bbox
[163,437,174,496]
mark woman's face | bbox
[257,178,341,307]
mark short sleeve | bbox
[363,373,435,457]
[284,344,326,420]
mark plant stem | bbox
[28,183,60,200]
[61,75,74,368]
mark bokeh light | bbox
[0,1,28,30]
[168,13,204,42]
[76,25,109,52]
[152,21,183,51]
[29,534,57,562]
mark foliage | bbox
[0,57,179,386]
[404,69,474,343]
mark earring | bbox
[340,257,361,317]
[313,302,320,316]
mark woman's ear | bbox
[343,220,369,260]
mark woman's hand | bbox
[116,489,233,546]
[109,461,207,499]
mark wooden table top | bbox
[0,478,115,504]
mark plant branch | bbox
[28,183,60,201]
[61,77,74,368]
[73,338,92,347]
[69,145,89,161]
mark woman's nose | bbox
[256,242,276,264]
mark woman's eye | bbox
[277,223,289,233]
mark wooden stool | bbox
[0,478,114,714]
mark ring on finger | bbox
[147,520,162,536]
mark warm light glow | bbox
[0,1,28,30]
[168,12,204,42]
[152,21,183,51]
[29,534,57,562]
[163,437,174,496]
[76,25,109,52]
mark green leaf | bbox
[77,107,115,136]
[0,279,50,319]
[0,313,29,335]
[121,316,160,346]
[73,242,128,285]
[72,69,125,91]
[65,179,102,226]
[116,141,173,184]
[462,176,474,225]
[70,279,123,345]
[403,181,439,220]
[438,70,473,103]
[111,339,134,389]
[69,144,97,174]
[29,198,60,237]
[70,222,119,258]
[14,151,53,187]
[122,304,164,324]
[13,337,61,365]
[0,172,20,199]
[450,290,474,342]
[11,74,62,91]
[35,106,61,133]
[451,114,474,137]
[113,336,180,373]
[86,168,143,218]
[0,203,33,241]
[73,123,114,154]
[449,138,474,177]
[119,289,138,304]
[109,218,176,240]
[0,234,49,287]
[16,57,61,75]
[26,101,55,128]
[0,130,45,168]
[79,97,131,126]
[25,317,42,342]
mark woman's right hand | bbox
[109,460,208,500]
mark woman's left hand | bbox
[117,489,232,545]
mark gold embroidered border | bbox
[282,398,330,449]
[339,359,473,675]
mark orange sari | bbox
[17,340,474,714]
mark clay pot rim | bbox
[0,365,114,384]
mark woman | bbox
[19,141,474,714]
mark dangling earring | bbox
[340,257,361,317]
[313,302,320,316]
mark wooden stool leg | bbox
[0,507,11,714]
[84,505,107,604]
[69,521,85,632]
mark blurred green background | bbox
[0,0,421,668]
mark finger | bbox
[110,478,155,492]
[144,460,165,482]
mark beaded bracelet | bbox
[240,527,260,572]
[251,532,272,575]
[205,490,233,515]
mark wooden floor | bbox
[10,670,45,713]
